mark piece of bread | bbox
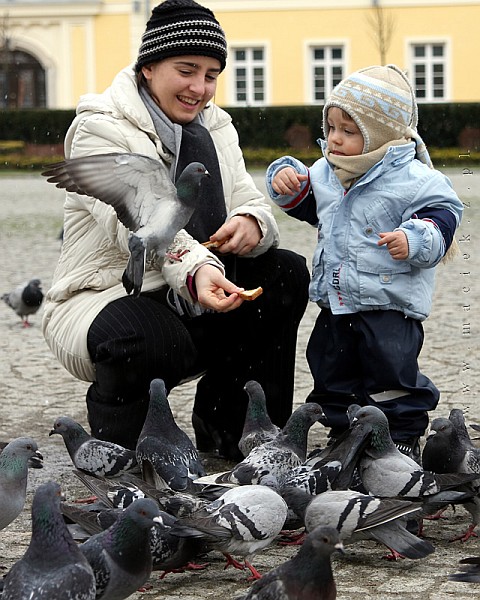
[239,287,263,301]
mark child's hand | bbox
[272,167,308,196]
[377,231,409,260]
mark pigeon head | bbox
[175,162,210,208]
[22,279,43,307]
[1,437,43,472]
[49,416,90,442]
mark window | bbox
[0,49,46,108]
[311,45,344,103]
[410,43,446,102]
[231,47,266,106]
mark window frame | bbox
[227,43,269,107]
[305,39,348,105]
[406,37,451,103]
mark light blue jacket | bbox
[266,141,463,321]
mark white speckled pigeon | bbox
[171,484,288,579]
[0,436,43,531]
[136,378,206,491]
[238,380,281,458]
[77,498,163,599]
[235,525,344,599]
[49,416,139,478]
[43,154,209,296]
[216,403,326,487]
[2,481,96,600]
[2,278,43,327]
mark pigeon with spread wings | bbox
[43,153,209,297]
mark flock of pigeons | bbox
[1,374,480,599]
[1,153,480,596]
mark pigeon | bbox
[171,484,288,579]
[136,378,206,491]
[49,416,139,478]
[422,410,480,542]
[216,403,326,487]
[0,436,43,531]
[333,405,477,501]
[283,488,434,560]
[61,498,209,579]
[2,481,96,600]
[449,556,480,583]
[77,498,162,599]
[235,525,344,600]
[42,153,210,297]
[2,278,43,327]
[238,380,281,457]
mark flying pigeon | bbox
[42,153,209,297]
[136,378,206,491]
[235,525,344,600]
[449,556,480,583]
[2,481,96,600]
[283,488,434,560]
[238,380,281,458]
[422,411,480,542]
[171,484,288,579]
[2,278,43,327]
[78,498,162,599]
[0,436,43,531]
[216,403,326,487]
[49,416,139,478]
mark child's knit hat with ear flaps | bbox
[323,64,418,154]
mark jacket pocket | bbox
[357,249,412,307]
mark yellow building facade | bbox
[0,0,478,109]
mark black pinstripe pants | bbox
[85,248,310,450]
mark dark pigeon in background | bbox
[2,278,43,327]
[423,410,480,542]
[49,416,139,478]
[43,153,209,297]
[238,380,281,458]
[136,378,206,491]
[0,437,43,532]
[2,481,96,600]
[235,525,344,600]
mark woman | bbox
[42,0,310,460]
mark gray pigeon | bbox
[136,378,206,491]
[43,154,209,296]
[216,403,326,487]
[78,498,162,599]
[449,556,480,583]
[2,481,96,600]
[283,488,434,560]
[334,406,476,501]
[423,411,480,542]
[49,416,139,478]
[171,484,288,579]
[0,436,43,531]
[236,525,343,600]
[2,278,43,327]
[238,380,281,458]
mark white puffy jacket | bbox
[42,65,279,382]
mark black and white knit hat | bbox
[135,0,227,73]
[323,64,418,153]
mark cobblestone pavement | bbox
[0,167,479,599]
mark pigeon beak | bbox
[28,451,44,469]
[152,516,164,525]
[48,429,57,436]
[335,540,346,555]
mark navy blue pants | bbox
[306,308,439,441]
[85,248,310,450]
